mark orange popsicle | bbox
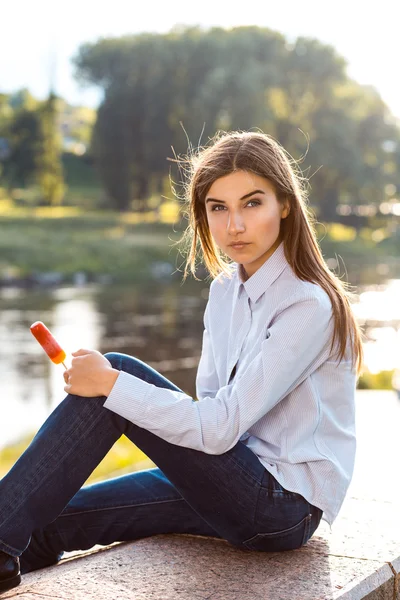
[30,321,67,366]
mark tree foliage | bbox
[0,91,65,204]
[2,26,399,220]
[35,93,65,205]
[73,26,400,216]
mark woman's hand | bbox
[63,349,120,397]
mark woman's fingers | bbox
[71,348,93,357]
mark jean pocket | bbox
[242,512,313,552]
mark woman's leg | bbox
[20,467,220,574]
[0,352,237,565]
[0,352,321,571]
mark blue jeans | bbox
[0,353,322,573]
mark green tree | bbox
[73,26,400,218]
[2,106,41,188]
[1,91,66,205]
[91,89,134,211]
[36,92,65,205]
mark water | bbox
[352,279,400,373]
[1,275,400,451]
[0,280,208,449]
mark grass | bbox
[357,369,396,391]
[0,433,156,483]
[0,202,185,283]
[1,189,398,285]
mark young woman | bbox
[0,130,363,594]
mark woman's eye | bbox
[210,200,261,212]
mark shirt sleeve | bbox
[195,300,220,401]
[103,293,335,454]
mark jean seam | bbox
[251,483,262,529]
[301,513,313,546]
[0,538,22,556]
[260,472,306,498]
[242,512,312,548]
[226,454,263,486]
[59,497,183,517]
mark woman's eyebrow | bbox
[205,189,266,204]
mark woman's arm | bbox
[103,293,337,454]
[195,301,220,401]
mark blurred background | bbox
[1,0,399,482]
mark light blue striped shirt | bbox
[104,242,357,525]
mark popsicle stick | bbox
[62,362,68,370]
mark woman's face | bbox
[205,170,289,278]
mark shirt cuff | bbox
[103,370,154,424]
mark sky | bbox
[1,0,399,118]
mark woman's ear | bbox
[281,201,290,219]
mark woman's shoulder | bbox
[209,266,238,295]
[276,268,332,312]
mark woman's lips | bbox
[229,242,251,250]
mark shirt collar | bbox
[236,241,288,303]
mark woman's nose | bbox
[227,212,245,234]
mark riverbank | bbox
[0,202,185,285]
[1,203,399,285]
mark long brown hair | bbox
[176,130,364,376]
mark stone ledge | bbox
[2,390,400,599]
[3,485,399,600]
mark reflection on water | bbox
[0,280,208,450]
[1,276,399,450]
[0,286,104,449]
[352,279,400,373]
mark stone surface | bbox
[0,535,393,600]
[391,556,400,574]
[2,390,399,599]
[315,496,400,565]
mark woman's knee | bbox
[104,352,144,376]
[103,352,173,390]
[104,352,123,370]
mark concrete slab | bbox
[0,535,394,600]
[315,497,400,565]
[1,390,399,599]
